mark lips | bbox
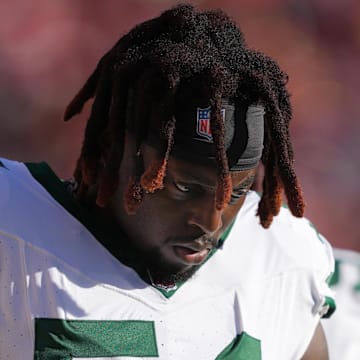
[171,236,216,265]
[173,245,211,265]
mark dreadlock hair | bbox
[64,3,305,228]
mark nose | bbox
[187,195,223,235]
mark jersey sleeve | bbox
[285,214,337,320]
[313,233,336,319]
[279,217,337,358]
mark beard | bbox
[139,246,200,287]
[112,234,201,288]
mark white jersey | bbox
[0,158,335,360]
[322,249,360,360]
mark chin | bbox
[148,263,199,286]
[145,250,197,283]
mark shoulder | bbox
[226,191,334,281]
[0,158,145,291]
[0,157,75,248]
[0,158,39,219]
[197,191,336,357]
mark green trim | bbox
[34,318,158,359]
[215,332,262,360]
[154,284,180,299]
[353,280,360,293]
[218,220,235,247]
[320,296,336,319]
[327,260,340,287]
[307,220,324,243]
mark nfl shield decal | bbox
[196,107,225,142]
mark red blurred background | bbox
[0,0,359,250]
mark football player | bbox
[0,4,335,359]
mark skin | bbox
[103,132,329,358]
[301,323,329,360]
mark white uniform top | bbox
[0,158,335,360]
[322,249,360,360]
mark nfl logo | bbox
[196,107,225,142]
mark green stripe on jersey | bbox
[215,332,262,360]
[34,318,158,359]
[320,296,336,319]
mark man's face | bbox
[110,134,256,283]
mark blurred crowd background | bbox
[0,0,359,251]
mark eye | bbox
[173,181,191,193]
[229,188,250,205]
